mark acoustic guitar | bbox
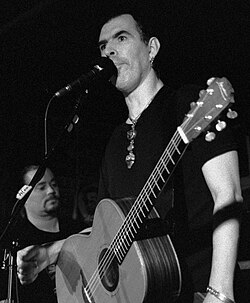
[56,78,235,303]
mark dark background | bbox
[0,0,249,226]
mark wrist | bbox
[206,286,235,303]
[42,240,64,266]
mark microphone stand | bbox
[1,241,19,303]
[0,93,86,303]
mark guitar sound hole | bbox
[98,248,119,292]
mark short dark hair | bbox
[20,165,53,186]
[100,11,156,45]
[21,165,40,185]
[133,15,153,45]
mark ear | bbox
[148,37,161,59]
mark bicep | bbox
[201,150,242,210]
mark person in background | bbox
[1,165,81,303]
[16,10,244,303]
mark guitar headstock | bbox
[178,77,236,144]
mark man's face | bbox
[24,168,60,217]
[98,14,151,94]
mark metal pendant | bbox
[126,123,137,169]
[125,151,135,169]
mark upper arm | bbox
[201,150,243,211]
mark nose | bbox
[47,184,56,195]
[103,42,117,57]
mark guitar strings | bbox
[85,129,185,298]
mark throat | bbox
[27,214,59,233]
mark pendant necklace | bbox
[125,98,154,169]
[125,117,138,169]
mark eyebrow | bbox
[35,178,56,187]
[98,30,131,48]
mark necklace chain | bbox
[128,97,154,124]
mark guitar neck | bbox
[133,130,187,219]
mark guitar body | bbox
[56,198,181,303]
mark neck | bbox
[125,70,164,121]
[26,212,59,233]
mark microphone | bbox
[54,57,117,98]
